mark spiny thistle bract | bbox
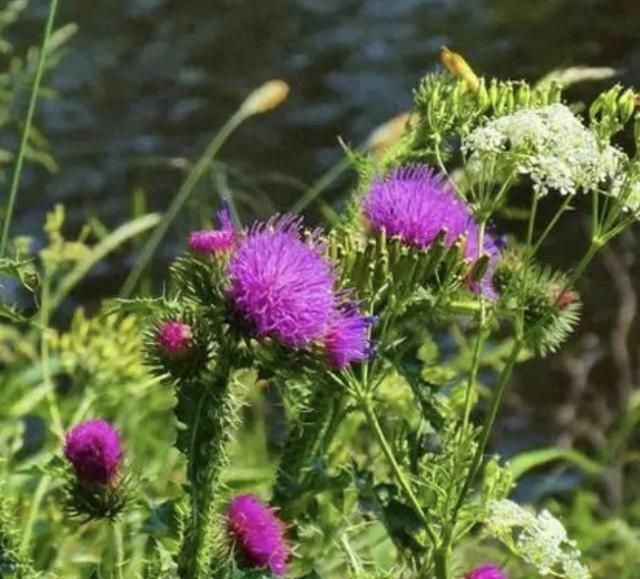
[495,257,582,355]
[362,164,501,297]
[464,564,508,579]
[227,494,290,576]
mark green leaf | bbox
[48,213,161,311]
[507,447,602,480]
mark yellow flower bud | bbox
[440,46,480,92]
[240,79,290,116]
[366,111,415,153]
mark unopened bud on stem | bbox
[240,80,290,116]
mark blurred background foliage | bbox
[1,0,640,577]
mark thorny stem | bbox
[0,0,61,257]
[177,352,243,579]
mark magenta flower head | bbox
[363,165,501,297]
[228,216,336,348]
[189,205,236,255]
[324,305,374,369]
[64,420,122,486]
[227,494,290,576]
[157,320,192,356]
[464,564,508,579]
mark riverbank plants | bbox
[2,5,640,575]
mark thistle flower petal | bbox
[324,305,373,369]
[189,206,236,254]
[228,217,336,347]
[464,564,508,579]
[64,420,122,486]
[227,494,290,576]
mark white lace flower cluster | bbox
[486,499,590,579]
[462,104,623,197]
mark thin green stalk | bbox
[353,381,438,549]
[530,194,574,256]
[516,194,540,337]
[460,221,488,432]
[112,522,125,579]
[121,110,248,297]
[565,239,602,290]
[290,156,352,214]
[1,0,61,257]
[453,339,523,515]
[20,475,51,555]
[40,274,64,440]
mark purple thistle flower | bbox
[363,165,501,297]
[227,494,290,576]
[228,217,336,348]
[157,320,192,356]
[464,564,508,579]
[189,205,236,254]
[324,305,373,369]
[64,420,122,486]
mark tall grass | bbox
[0,0,61,257]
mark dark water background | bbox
[5,0,640,474]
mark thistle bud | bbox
[440,46,480,92]
[476,81,490,110]
[240,80,290,116]
[157,321,192,357]
[620,89,636,124]
[366,111,415,154]
[516,82,531,107]
[549,285,579,310]
[64,420,122,486]
[63,420,130,520]
[227,494,290,576]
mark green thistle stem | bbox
[272,385,338,511]
[0,0,61,257]
[434,541,452,579]
[177,360,246,579]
